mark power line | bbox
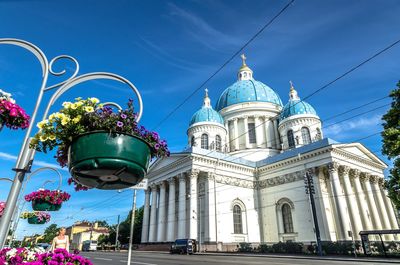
[152,0,296,130]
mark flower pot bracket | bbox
[27,167,63,191]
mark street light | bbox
[0,38,144,248]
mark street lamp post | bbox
[0,38,144,248]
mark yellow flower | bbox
[90,97,100,104]
[37,120,49,129]
[72,115,81,123]
[39,134,48,142]
[62,102,72,108]
[61,116,70,125]
[70,103,77,110]
[84,106,94,113]
[76,101,84,107]
[56,112,64,119]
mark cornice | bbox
[148,155,191,178]
[332,148,386,170]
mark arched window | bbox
[233,205,243,234]
[191,136,196,147]
[315,128,322,140]
[282,204,294,233]
[215,135,222,151]
[287,130,295,148]
[201,134,209,149]
[301,127,311,145]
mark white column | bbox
[254,116,263,148]
[157,181,167,242]
[371,176,391,230]
[206,174,217,242]
[273,119,279,149]
[340,166,362,239]
[141,189,151,243]
[243,116,250,148]
[263,117,270,148]
[224,121,230,152]
[362,173,383,230]
[189,170,199,240]
[328,162,351,240]
[167,177,176,241]
[233,118,239,151]
[380,180,399,229]
[178,173,187,239]
[350,169,373,231]
[148,185,158,242]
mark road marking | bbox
[119,260,157,265]
[94,257,113,261]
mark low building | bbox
[71,227,109,251]
[66,221,108,250]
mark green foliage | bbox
[238,242,252,252]
[38,224,59,243]
[321,241,355,255]
[271,241,303,254]
[258,243,271,253]
[382,81,400,208]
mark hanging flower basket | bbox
[30,98,170,191]
[0,88,30,130]
[24,189,70,211]
[20,211,50,224]
[0,201,5,218]
[69,131,151,190]
[0,247,93,264]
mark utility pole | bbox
[304,170,323,256]
[115,215,120,251]
[127,189,137,265]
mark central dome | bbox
[215,79,283,111]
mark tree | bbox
[38,224,59,243]
[382,81,400,208]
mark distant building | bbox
[141,55,398,251]
[66,221,108,250]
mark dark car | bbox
[170,239,197,254]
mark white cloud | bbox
[324,114,382,138]
[0,152,67,171]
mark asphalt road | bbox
[82,251,398,265]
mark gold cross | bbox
[289,80,295,90]
[205,88,209,97]
[241,54,247,65]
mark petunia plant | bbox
[0,88,30,130]
[0,202,5,218]
[24,189,71,205]
[20,211,51,223]
[29,97,169,190]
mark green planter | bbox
[32,200,62,211]
[27,216,46,225]
[69,131,151,190]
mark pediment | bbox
[148,153,189,173]
[334,142,387,168]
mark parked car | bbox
[170,239,197,254]
[36,243,50,251]
[82,240,97,251]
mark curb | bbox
[196,252,400,263]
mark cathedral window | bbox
[201,134,209,149]
[301,127,311,145]
[248,123,256,144]
[215,135,222,151]
[287,130,295,148]
[233,205,243,234]
[282,203,294,233]
[191,136,196,147]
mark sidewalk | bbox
[131,250,400,263]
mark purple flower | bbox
[120,113,127,119]
[117,121,124,127]
[154,143,160,150]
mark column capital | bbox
[189,170,200,179]
[359,172,370,182]
[232,118,238,122]
[144,189,151,195]
[338,165,350,177]
[159,180,167,188]
[207,172,215,180]
[150,183,158,190]
[327,162,340,173]
[167,176,176,184]
[178,173,187,181]
[378,177,385,187]
[349,169,360,179]
[369,175,379,184]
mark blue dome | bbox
[215,79,283,111]
[280,99,318,121]
[189,106,224,126]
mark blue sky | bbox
[0,0,400,239]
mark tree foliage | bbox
[382,81,400,208]
[38,224,59,243]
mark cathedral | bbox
[140,55,398,250]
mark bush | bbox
[321,241,354,255]
[271,241,303,254]
[238,242,253,252]
[258,244,271,253]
